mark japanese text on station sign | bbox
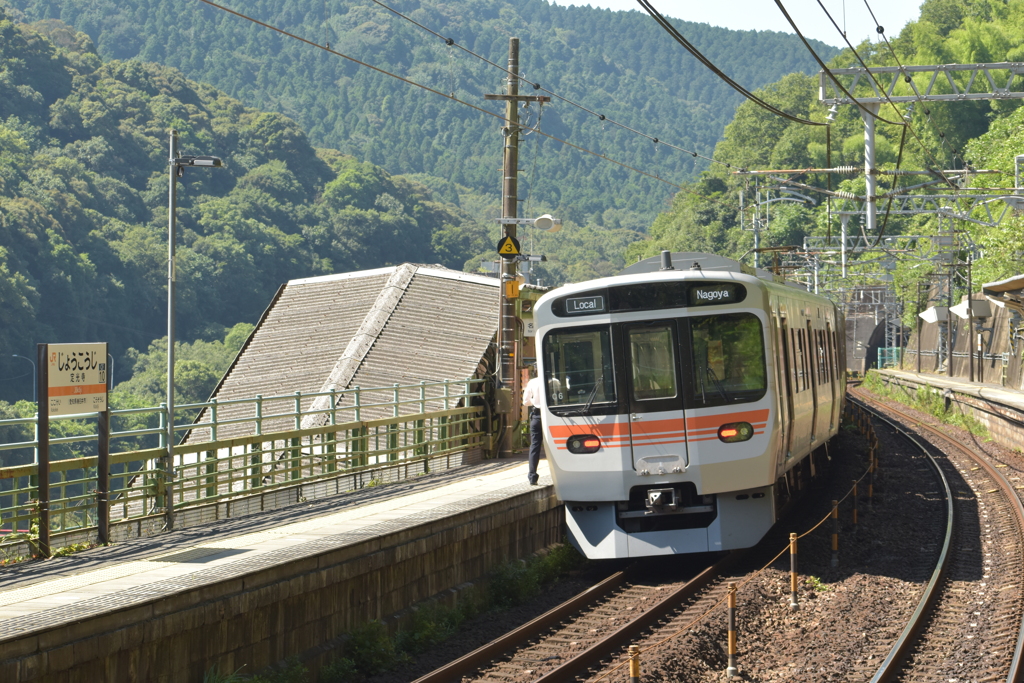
[46,343,108,416]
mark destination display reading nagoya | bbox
[47,343,107,416]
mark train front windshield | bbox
[543,326,617,408]
[543,313,766,409]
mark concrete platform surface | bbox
[0,459,550,639]
[879,369,1024,412]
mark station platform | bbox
[0,459,557,683]
[875,369,1024,450]
[879,368,1024,412]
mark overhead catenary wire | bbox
[810,0,975,252]
[774,0,974,256]
[813,0,969,182]
[859,0,972,170]
[365,0,741,171]
[636,0,827,128]
[191,0,744,212]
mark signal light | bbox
[718,422,754,443]
[567,434,601,453]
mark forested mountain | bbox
[0,8,491,403]
[0,0,840,405]
[4,0,835,229]
[627,0,1024,318]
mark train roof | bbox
[620,252,805,289]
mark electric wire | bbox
[814,0,968,182]
[860,0,973,170]
[365,0,739,171]
[771,0,904,126]
[192,0,745,212]
[637,0,826,128]
[775,0,975,259]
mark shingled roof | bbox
[188,264,499,441]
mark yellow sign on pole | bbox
[505,280,520,299]
[497,235,521,258]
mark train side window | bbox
[689,313,767,407]
[628,326,677,400]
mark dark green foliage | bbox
[631,0,1024,284]
[0,7,480,403]
[6,0,834,226]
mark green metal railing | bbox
[0,379,488,554]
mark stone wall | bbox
[0,485,561,683]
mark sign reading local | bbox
[564,295,606,315]
[47,343,108,416]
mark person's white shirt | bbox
[523,376,544,409]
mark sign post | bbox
[36,344,49,558]
[37,342,109,556]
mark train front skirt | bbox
[563,484,775,559]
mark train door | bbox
[806,322,819,442]
[826,320,840,432]
[778,316,795,460]
[623,321,688,475]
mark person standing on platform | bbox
[522,367,544,485]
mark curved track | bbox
[854,388,1024,682]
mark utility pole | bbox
[484,38,549,457]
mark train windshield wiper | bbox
[705,366,731,402]
[575,374,603,416]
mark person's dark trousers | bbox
[528,409,542,484]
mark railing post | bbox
[210,398,219,441]
[292,391,301,480]
[207,398,218,498]
[390,383,400,462]
[326,388,337,473]
[416,381,427,457]
[789,532,798,610]
[831,499,840,567]
[156,403,167,514]
[726,582,738,678]
[628,645,641,683]
[97,408,110,544]
[353,387,365,468]
[205,450,216,498]
[250,395,263,490]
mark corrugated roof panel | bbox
[189,273,391,440]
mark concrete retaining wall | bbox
[0,485,561,683]
[875,373,1024,453]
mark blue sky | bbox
[551,0,923,48]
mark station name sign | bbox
[46,343,108,416]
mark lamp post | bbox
[11,354,36,403]
[166,129,222,530]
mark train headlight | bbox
[566,435,601,453]
[718,422,754,443]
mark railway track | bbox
[412,553,740,682]
[411,389,1024,682]
[852,388,1024,682]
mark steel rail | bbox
[853,389,1024,682]
[410,570,630,683]
[414,551,739,683]
[533,552,739,682]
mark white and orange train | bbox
[533,252,846,559]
